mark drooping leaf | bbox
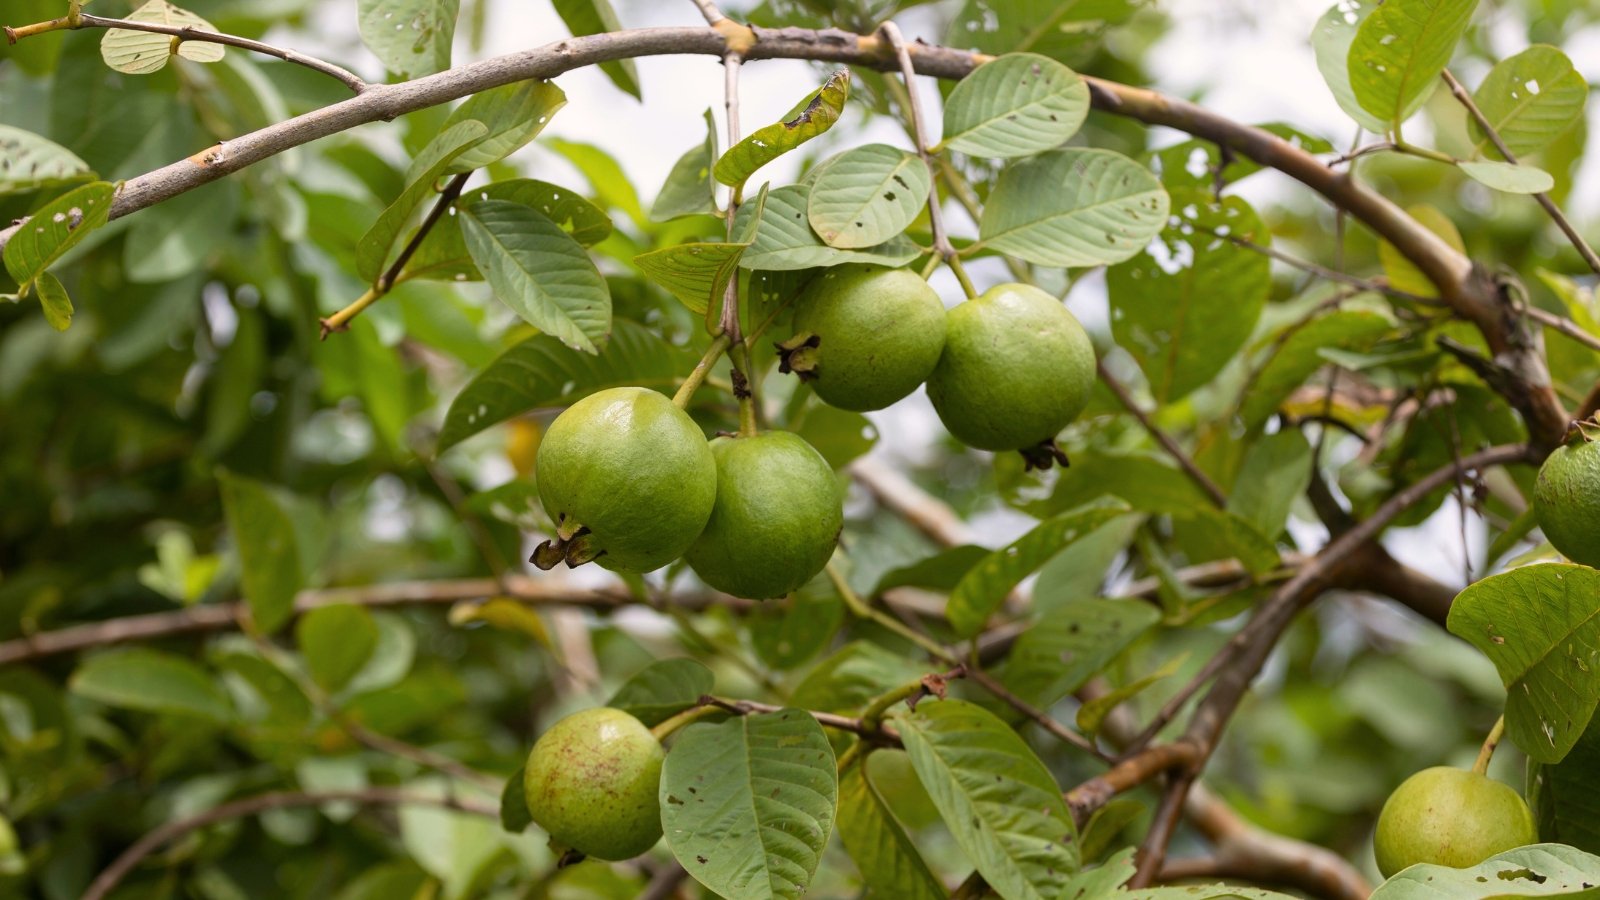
[634,242,748,315]
[3,181,114,288]
[356,119,488,283]
[652,108,720,221]
[940,52,1090,159]
[297,604,379,693]
[660,709,837,900]
[0,126,93,195]
[33,271,72,332]
[896,699,1078,900]
[1239,310,1395,429]
[1346,0,1478,128]
[551,0,640,99]
[401,178,613,283]
[997,598,1162,711]
[1530,716,1600,854]
[1447,564,1600,764]
[715,71,850,188]
[1470,45,1589,160]
[736,183,921,271]
[947,499,1133,637]
[459,198,612,353]
[1310,0,1390,133]
[977,148,1169,267]
[438,79,566,173]
[218,470,303,634]
[806,143,930,249]
[1107,191,1270,403]
[836,755,944,900]
[100,0,225,74]
[357,0,460,79]
[437,318,690,451]
[71,649,232,723]
[607,658,715,727]
[1367,843,1600,899]
[1458,159,1555,194]
[1378,203,1465,298]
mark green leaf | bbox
[1347,0,1478,128]
[459,198,612,353]
[790,641,927,718]
[439,79,566,173]
[1458,159,1555,194]
[100,0,225,74]
[500,764,532,832]
[652,108,720,221]
[1448,564,1600,764]
[736,183,921,271]
[750,585,844,671]
[790,401,877,470]
[607,658,715,727]
[356,119,488,283]
[1033,517,1143,616]
[943,0,1138,63]
[1378,204,1465,297]
[634,242,747,315]
[896,698,1078,900]
[1239,310,1394,429]
[873,545,990,596]
[661,709,837,900]
[218,470,303,634]
[1027,451,1209,519]
[551,0,640,99]
[1075,654,1185,736]
[1227,429,1313,537]
[1107,191,1270,404]
[1310,0,1391,133]
[977,148,1169,267]
[1172,507,1281,576]
[0,126,93,195]
[940,52,1090,158]
[546,138,648,228]
[1530,717,1600,854]
[1368,844,1600,898]
[1470,45,1589,160]
[997,598,1161,710]
[401,178,613,283]
[3,181,114,288]
[71,648,232,722]
[715,71,850,188]
[805,143,930,249]
[437,318,689,451]
[357,0,460,79]
[947,499,1133,637]
[297,604,379,693]
[836,755,943,900]
[33,271,72,332]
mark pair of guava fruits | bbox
[1372,766,1538,877]
[779,264,1096,468]
[532,386,842,600]
[1533,434,1600,567]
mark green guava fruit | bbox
[1373,766,1538,877]
[683,431,843,599]
[1533,437,1600,567]
[524,707,665,861]
[925,283,1096,466]
[778,264,947,412]
[534,386,716,573]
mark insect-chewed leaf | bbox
[1346,0,1478,128]
[896,699,1078,900]
[439,80,566,174]
[437,319,691,451]
[736,183,920,271]
[634,242,747,314]
[0,126,93,195]
[1367,844,1600,899]
[1470,45,1588,160]
[3,181,115,288]
[806,143,930,249]
[714,71,850,188]
[356,119,488,283]
[661,709,837,900]
[357,0,460,79]
[940,52,1090,159]
[1447,564,1600,765]
[401,178,613,284]
[101,0,225,74]
[978,148,1168,267]
[606,658,715,726]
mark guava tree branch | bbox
[82,788,497,900]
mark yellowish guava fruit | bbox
[1373,767,1538,877]
[683,431,843,600]
[524,707,664,861]
[1533,437,1600,567]
[534,387,716,572]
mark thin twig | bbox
[1441,68,1600,276]
[1523,304,1600,354]
[965,666,1113,762]
[688,0,726,25]
[1097,360,1227,507]
[1211,228,1440,307]
[82,789,496,900]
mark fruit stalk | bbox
[1473,715,1505,776]
[672,333,732,408]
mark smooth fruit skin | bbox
[536,387,716,573]
[788,264,947,411]
[524,707,665,861]
[684,432,844,600]
[925,283,1096,452]
[1373,767,1538,877]
[1533,439,1600,567]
